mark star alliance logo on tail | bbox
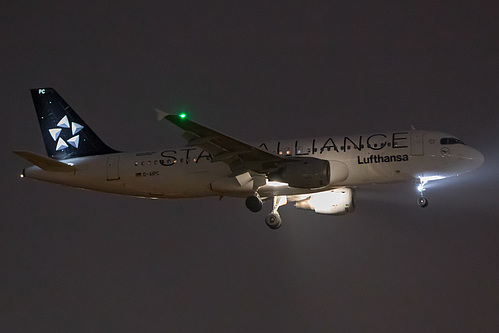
[48,115,84,151]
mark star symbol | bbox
[48,116,84,151]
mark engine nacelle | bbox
[268,159,348,189]
[294,188,355,215]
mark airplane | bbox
[15,88,484,229]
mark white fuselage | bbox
[24,130,484,199]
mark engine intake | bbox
[295,188,355,215]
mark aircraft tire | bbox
[265,213,282,229]
[418,197,428,208]
[246,195,263,212]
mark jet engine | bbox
[294,188,355,215]
[268,159,348,189]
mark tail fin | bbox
[31,88,118,160]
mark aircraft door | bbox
[107,155,120,180]
[410,131,424,156]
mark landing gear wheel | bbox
[265,213,282,229]
[245,195,263,212]
[418,197,428,208]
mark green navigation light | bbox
[179,113,187,119]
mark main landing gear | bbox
[265,196,287,230]
[417,179,429,208]
[245,194,287,229]
[245,195,263,212]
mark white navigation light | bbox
[57,115,70,128]
[72,122,84,135]
[49,128,62,141]
[67,135,80,148]
[56,137,68,151]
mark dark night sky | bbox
[2,1,499,331]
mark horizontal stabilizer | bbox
[13,151,76,172]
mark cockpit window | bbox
[440,138,465,145]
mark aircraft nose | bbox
[467,147,485,170]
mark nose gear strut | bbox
[417,178,429,208]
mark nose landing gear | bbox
[418,196,428,208]
[417,178,429,208]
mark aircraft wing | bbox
[156,110,284,174]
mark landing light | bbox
[267,181,289,187]
[419,175,445,183]
[417,175,446,192]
